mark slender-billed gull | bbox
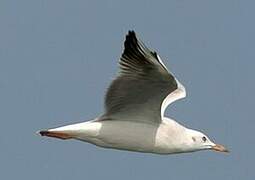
[39,31,228,154]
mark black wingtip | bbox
[126,30,137,41]
[124,30,139,52]
[127,30,135,35]
[126,30,158,60]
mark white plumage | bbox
[39,31,228,154]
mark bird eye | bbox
[202,136,207,142]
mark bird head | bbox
[187,129,229,153]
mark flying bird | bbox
[39,31,228,154]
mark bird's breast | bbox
[77,120,160,153]
[74,119,187,154]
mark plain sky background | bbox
[0,0,254,179]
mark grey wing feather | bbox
[103,31,178,123]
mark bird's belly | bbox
[76,120,160,153]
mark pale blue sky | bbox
[0,0,254,179]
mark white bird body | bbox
[39,31,228,154]
[47,117,194,154]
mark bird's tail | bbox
[38,121,93,140]
[38,130,73,140]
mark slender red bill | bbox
[211,144,229,153]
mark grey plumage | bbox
[104,31,178,123]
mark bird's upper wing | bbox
[103,31,186,123]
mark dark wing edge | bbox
[120,30,169,76]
